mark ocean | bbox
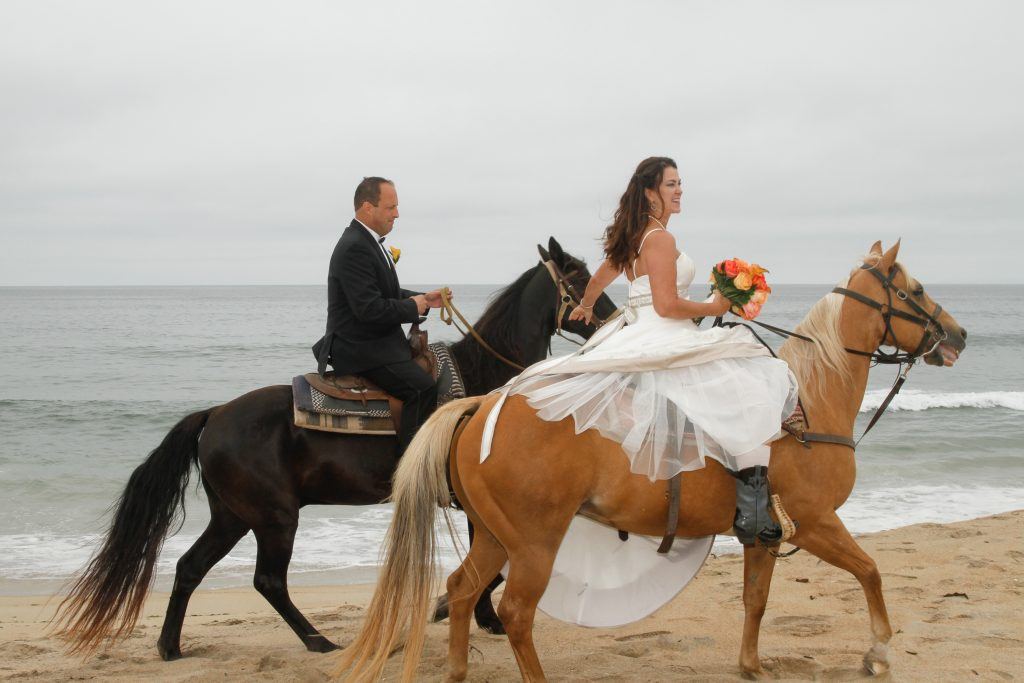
[0,283,1021,596]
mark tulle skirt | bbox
[505,312,800,481]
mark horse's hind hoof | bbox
[863,642,890,676]
[432,594,451,623]
[475,616,506,635]
[306,635,340,653]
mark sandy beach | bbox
[1,511,1021,681]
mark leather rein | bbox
[717,262,949,450]
[438,259,602,371]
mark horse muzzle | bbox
[923,330,966,367]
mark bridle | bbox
[719,261,950,450]
[540,256,614,347]
[438,257,607,371]
[833,263,949,364]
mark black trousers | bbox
[358,359,438,453]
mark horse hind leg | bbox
[446,526,508,682]
[157,483,249,661]
[738,544,779,679]
[797,513,893,675]
[432,518,505,635]
[252,522,338,653]
[495,546,560,683]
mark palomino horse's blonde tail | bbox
[335,396,482,682]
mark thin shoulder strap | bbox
[631,227,667,278]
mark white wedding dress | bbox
[481,234,800,627]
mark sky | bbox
[1,1,1021,286]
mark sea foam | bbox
[860,390,1024,412]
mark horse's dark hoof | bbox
[432,595,451,623]
[157,643,182,661]
[475,615,506,635]
[305,636,340,653]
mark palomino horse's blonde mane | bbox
[777,256,882,408]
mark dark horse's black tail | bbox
[52,408,212,654]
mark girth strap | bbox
[657,472,682,554]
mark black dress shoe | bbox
[733,465,783,546]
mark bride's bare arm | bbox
[579,259,620,307]
[569,259,621,323]
[643,232,729,319]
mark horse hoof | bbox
[158,644,182,661]
[306,636,340,653]
[475,618,506,635]
[432,595,451,623]
[739,667,765,680]
[863,642,890,676]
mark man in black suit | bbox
[312,176,444,453]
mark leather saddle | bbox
[304,324,438,433]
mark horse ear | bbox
[548,237,565,265]
[879,239,901,273]
[869,241,882,257]
[537,244,551,262]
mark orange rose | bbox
[388,246,401,263]
[753,273,768,291]
[723,259,740,278]
[733,271,753,290]
[751,289,768,305]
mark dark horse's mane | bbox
[448,264,544,396]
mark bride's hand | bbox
[569,304,594,325]
[707,290,731,316]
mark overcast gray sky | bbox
[1,1,1021,286]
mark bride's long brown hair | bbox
[603,156,677,272]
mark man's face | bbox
[365,183,399,235]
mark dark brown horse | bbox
[52,237,617,660]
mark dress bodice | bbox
[627,251,695,298]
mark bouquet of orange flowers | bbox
[710,258,771,320]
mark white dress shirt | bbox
[355,219,395,269]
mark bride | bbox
[484,156,799,545]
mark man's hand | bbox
[412,294,429,315]
[424,289,447,309]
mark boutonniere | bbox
[388,246,401,263]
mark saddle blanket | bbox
[292,342,466,435]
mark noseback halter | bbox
[832,263,949,364]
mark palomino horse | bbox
[52,237,617,659]
[337,241,967,681]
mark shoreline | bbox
[1,511,1021,680]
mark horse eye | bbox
[912,286,924,296]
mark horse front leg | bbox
[739,543,779,678]
[796,513,893,675]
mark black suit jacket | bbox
[312,220,422,375]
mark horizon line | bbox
[1,282,1019,288]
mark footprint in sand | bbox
[762,654,820,677]
[0,642,51,658]
[769,615,833,637]
[257,654,287,671]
